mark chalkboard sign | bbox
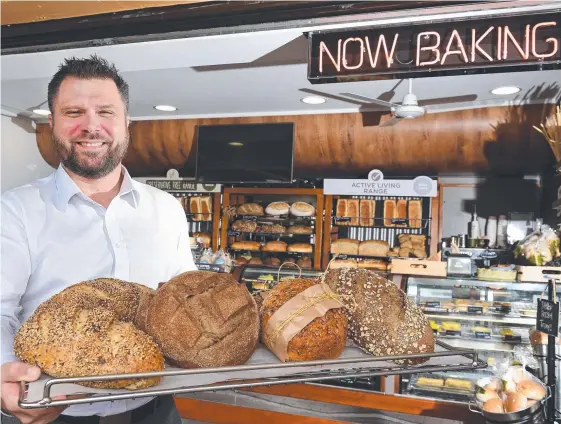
[537,299,559,336]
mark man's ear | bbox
[48,113,53,128]
[126,115,130,127]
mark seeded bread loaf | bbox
[324,268,434,364]
[14,279,164,390]
[146,271,259,368]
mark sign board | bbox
[308,11,561,83]
[134,171,221,193]
[537,298,559,336]
[324,170,437,197]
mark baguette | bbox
[348,199,359,226]
[331,239,360,255]
[384,200,396,227]
[409,200,422,228]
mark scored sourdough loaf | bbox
[14,279,164,390]
[237,203,264,216]
[324,268,434,364]
[261,279,348,361]
[146,271,259,368]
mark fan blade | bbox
[339,92,396,109]
[418,94,477,107]
[379,115,402,127]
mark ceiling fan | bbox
[339,79,477,127]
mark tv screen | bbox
[195,123,295,184]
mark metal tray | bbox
[19,340,486,409]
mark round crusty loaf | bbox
[324,268,434,364]
[146,271,259,368]
[261,279,348,362]
[14,279,164,390]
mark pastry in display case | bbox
[402,276,561,402]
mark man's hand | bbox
[1,361,66,424]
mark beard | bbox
[52,130,129,179]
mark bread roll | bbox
[231,241,262,251]
[14,279,164,390]
[265,202,290,216]
[347,200,359,226]
[231,220,258,233]
[290,202,315,217]
[384,200,396,227]
[190,197,201,222]
[263,240,288,252]
[200,196,212,221]
[336,199,348,226]
[237,203,264,216]
[324,269,434,364]
[287,225,313,235]
[396,200,407,227]
[409,200,422,228]
[264,256,282,266]
[518,380,546,400]
[505,393,528,413]
[261,279,347,361]
[359,199,375,227]
[483,398,504,413]
[330,259,358,269]
[331,238,360,255]
[236,257,249,265]
[358,240,389,257]
[193,232,211,248]
[146,271,259,368]
[287,243,313,253]
[358,259,387,271]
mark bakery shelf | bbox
[19,340,486,409]
[332,216,431,230]
[228,231,312,239]
[433,338,527,353]
[238,215,316,223]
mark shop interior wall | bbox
[439,176,542,239]
[1,115,55,193]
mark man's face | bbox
[49,77,130,179]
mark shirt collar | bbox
[54,164,140,211]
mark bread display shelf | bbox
[238,215,316,222]
[228,231,311,239]
[19,340,485,409]
[332,216,431,230]
[230,249,314,257]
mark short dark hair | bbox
[47,54,129,113]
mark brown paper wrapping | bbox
[263,283,343,362]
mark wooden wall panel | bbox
[36,105,555,178]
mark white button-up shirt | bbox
[1,165,197,417]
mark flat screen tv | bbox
[195,122,295,184]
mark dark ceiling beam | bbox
[1,1,468,55]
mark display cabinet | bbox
[220,187,324,269]
[401,276,560,402]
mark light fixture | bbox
[228,142,244,147]
[154,105,177,112]
[301,96,326,105]
[490,86,521,96]
[32,109,50,116]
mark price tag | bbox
[242,215,259,221]
[496,305,512,314]
[228,231,241,236]
[424,301,441,308]
[335,217,351,223]
[504,335,522,343]
[474,332,491,339]
[391,218,407,225]
[467,306,483,314]
[537,299,559,336]
[336,254,348,260]
[196,263,224,272]
[445,330,461,336]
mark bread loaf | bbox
[296,257,312,269]
[290,202,315,217]
[287,243,313,253]
[258,224,286,234]
[193,232,211,248]
[261,279,347,361]
[146,271,259,368]
[263,240,288,252]
[14,279,164,390]
[347,199,359,226]
[359,199,375,227]
[358,240,389,257]
[330,259,358,268]
[231,241,262,251]
[324,268,434,364]
[237,203,264,216]
[248,257,263,265]
[396,200,407,227]
[336,199,348,225]
[200,196,212,221]
[265,202,290,216]
[264,257,282,266]
[190,197,201,221]
[384,200,396,227]
[409,200,422,228]
[232,220,258,233]
[358,259,387,271]
[331,238,359,255]
[287,225,313,235]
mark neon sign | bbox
[308,12,561,83]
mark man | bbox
[1,55,197,424]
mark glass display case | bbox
[402,276,559,402]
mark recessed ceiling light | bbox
[301,96,326,105]
[490,86,521,96]
[228,142,244,147]
[154,105,177,112]
[33,109,51,116]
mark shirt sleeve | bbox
[173,200,198,275]
[1,195,31,365]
